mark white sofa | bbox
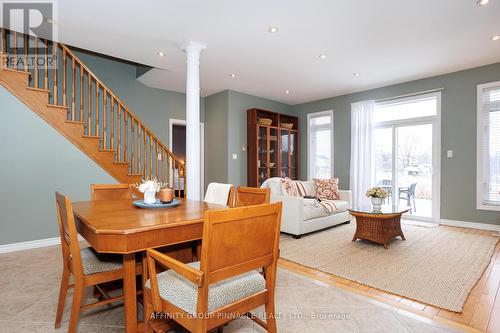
[261,178,351,238]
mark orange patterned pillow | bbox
[314,178,340,200]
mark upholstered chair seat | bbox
[145,261,265,315]
[80,248,123,276]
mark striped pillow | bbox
[281,177,307,197]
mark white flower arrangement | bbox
[132,178,168,193]
[365,187,389,199]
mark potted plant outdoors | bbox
[365,187,389,212]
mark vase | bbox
[371,197,383,212]
[143,190,157,205]
[159,188,174,203]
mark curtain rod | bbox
[374,88,444,103]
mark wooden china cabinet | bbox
[247,108,299,187]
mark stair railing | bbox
[0,28,186,196]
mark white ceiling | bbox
[21,0,500,104]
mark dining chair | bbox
[233,186,270,207]
[90,183,132,201]
[143,202,283,333]
[204,182,235,206]
[54,192,138,333]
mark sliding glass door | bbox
[373,93,440,222]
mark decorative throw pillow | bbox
[314,178,340,200]
[293,180,307,197]
[281,177,300,197]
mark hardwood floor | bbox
[279,225,500,333]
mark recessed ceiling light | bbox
[285,90,290,94]
[477,0,489,5]
[492,35,500,41]
[319,54,327,60]
[353,72,360,77]
[229,73,238,78]
[157,51,165,57]
[268,27,279,33]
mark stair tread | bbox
[82,134,100,139]
[66,120,85,125]
[3,67,31,76]
[99,148,115,152]
[128,174,142,177]
[114,161,130,165]
[27,86,50,93]
[47,104,68,110]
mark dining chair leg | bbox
[196,319,207,333]
[142,254,154,333]
[265,299,277,333]
[54,266,70,328]
[68,281,84,333]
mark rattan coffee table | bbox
[348,208,409,249]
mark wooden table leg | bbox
[124,253,138,333]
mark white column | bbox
[182,41,205,201]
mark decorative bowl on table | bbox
[133,198,181,209]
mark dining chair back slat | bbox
[233,186,270,207]
[90,183,132,201]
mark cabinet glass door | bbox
[281,129,289,177]
[269,128,279,178]
[290,131,297,179]
[257,126,268,185]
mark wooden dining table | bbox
[72,198,227,333]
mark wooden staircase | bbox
[0,28,186,197]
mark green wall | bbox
[74,49,192,146]
[0,86,115,245]
[204,90,229,187]
[292,62,500,225]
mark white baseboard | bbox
[0,235,85,254]
[440,219,500,233]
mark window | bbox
[308,110,333,179]
[477,82,500,210]
[373,92,440,221]
[374,96,437,124]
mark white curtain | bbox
[350,100,375,211]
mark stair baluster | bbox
[34,37,39,87]
[79,65,83,121]
[23,34,28,72]
[124,110,128,162]
[62,47,67,107]
[52,42,58,104]
[71,56,75,120]
[103,91,107,148]
[44,39,49,89]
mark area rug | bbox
[279,222,499,312]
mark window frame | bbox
[476,81,500,211]
[307,110,334,180]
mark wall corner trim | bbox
[0,235,85,254]
[440,219,500,234]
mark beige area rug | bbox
[279,222,499,312]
